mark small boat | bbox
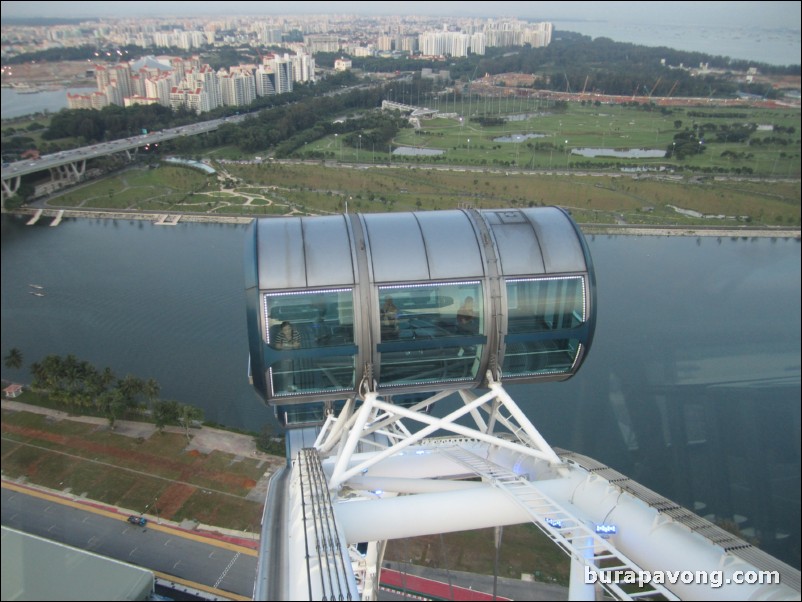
[29,284,44,289]
[29,291,45,297]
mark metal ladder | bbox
[297,448,359,601]
[442,446,679,601]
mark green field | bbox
[222,161,800,227]
[298,100,800,178]
[27,100,801,228]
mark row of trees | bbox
[154,76,417,157]
[475,33,795,93]
[4,349,202,439]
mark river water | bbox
[0,214,799,568]
[1,87,96,120]
[552,20,800,66]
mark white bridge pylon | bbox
[272,373,800,601]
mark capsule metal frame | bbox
[245,207,596,406]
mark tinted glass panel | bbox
[264,289,355,396]
[279,403,326,427]
[378,282,484,386]
[504,277,585,376]
[507,277,585,333]
[503,339,581,376]
[269,355,355,396]
[265,289,354,347]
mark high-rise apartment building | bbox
[220,69,257,106]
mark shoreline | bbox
[580,224,802,238]
[6,207,801,238]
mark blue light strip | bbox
[378,280,481,291]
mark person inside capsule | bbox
[456,296,478,334]
[381,296,399,339]
[274,320,301,392]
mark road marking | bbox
[1,481,257,556]
[214,551,241,588]
[153,570,250,601]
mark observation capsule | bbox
[245,207,596,406]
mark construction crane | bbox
[649,77,662,98]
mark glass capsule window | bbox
[377,281,485,387]
[263,289,356,397]
[503,277,586,377]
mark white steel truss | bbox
[316,372,563,491]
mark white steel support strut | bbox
[325,373,563,491]
[274,374,802,602]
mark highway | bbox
[1,114,247,180]
[1,482,256,599]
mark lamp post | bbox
[145,496,160,524]
[358,134,362,163]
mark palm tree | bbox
[97,389,126,429]
[178,403,204,443]
[117,374,143,409]
[4,348,23,370]
[152,399,180,434]
[143,378,160,407]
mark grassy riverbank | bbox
[12,158,799,237]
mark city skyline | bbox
[2,1,800,29]
[2,1,800,67]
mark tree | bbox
[117,374,144,408]
[178,403,204,443]
[97,388,125,429]
[142,378,160,407]
[4,348,23,370]
[152,399,180,434]
[255,423,285,456]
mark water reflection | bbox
[571,147,667,158]
[392,147,444,156]
[493,133,547,142]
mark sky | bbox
[1,1,800,28]
[2,1,799,65]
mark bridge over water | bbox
[1,115,244,203]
